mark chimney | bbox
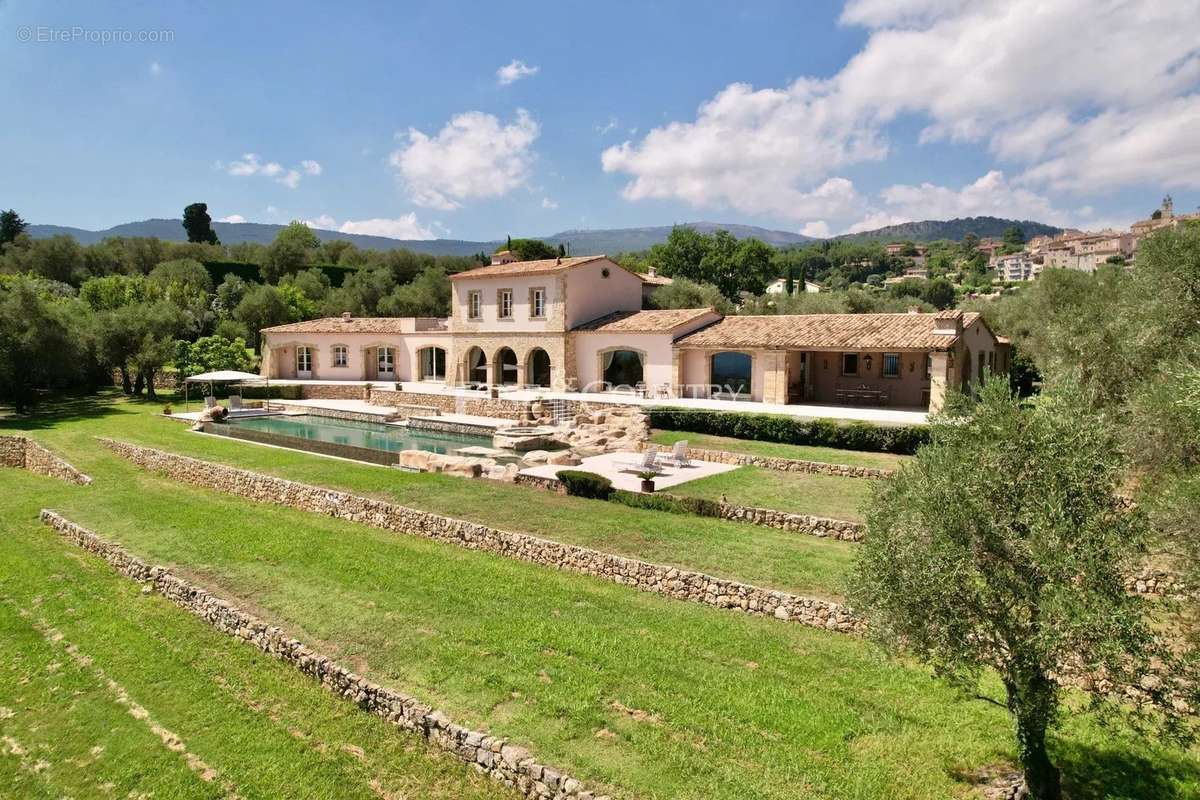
[648,266,658,278]
[932,309,963,336]
[341,311,352,322]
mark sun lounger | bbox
[618,445,663,474]
[657,440,692,468]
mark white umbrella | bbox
[183,370,270,412]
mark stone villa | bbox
[260,253,1007,414]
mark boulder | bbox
[546,450,581,466]
[398,450,434,471]
[521,450,552,466]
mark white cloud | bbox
[217,214,246,223]
[303,214,338,230]
[300,213,436,240]
[390,109,540,210]
[595,117,618,136]
[801,221,831,238]
[224,153,321,189]
[602,0,1200,225]
[496,59,539,85]
[541,197,558,210]
[844,170,1070,234]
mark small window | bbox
[882,353,900,378]
[332,345,348,368]
[841,353,859,376]
[530,287,545,318]
[926,353,933,379]
[468,290,482,320]
[498,289,513,319]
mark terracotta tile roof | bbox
[676,312,981,351]
[573,308,716,333]
[635,272,673,285]
[448,254,608,280]
[260,317,448,334]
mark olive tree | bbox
[852,380,1193,799]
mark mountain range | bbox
[26,216,1059,256]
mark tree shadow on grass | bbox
[1056,738,1200,800]
[0,388,172,430]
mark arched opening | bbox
[496,347,519,385]
[602,349,644,389]
[466,347,488,385]
[711,351,752,397]
[417,346,446,381]
[527,348,552,388]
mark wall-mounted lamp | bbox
[863,354,873,372]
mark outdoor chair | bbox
[228,395,243,412]
[204,395,217,409]
[619,444,663,474]
[657,440,692,468]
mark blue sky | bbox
[3,0,1198,239]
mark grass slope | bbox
[668,466,875,522]
[649,429,910,470]
[2,394,1197,799]
[5,393,854,599]
[0,482,511,800]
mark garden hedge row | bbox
[648,408,929,455]
[611,490,722,518]
[236,384,304,400]
[557,470,615,500]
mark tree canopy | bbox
[182,202,220,245]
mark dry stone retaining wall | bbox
[0,435,92,485]
[300,383,370,401]
[638,441,891,479]
[98,437,862,634]
[372,389,532,420]
[712,503,864,541]
[37,510,601,800]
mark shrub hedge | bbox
[648,408,929,455]
[557,470,614,500]
[611,490,722,518]
[237,384,304,400]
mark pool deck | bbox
[520,450,739,493]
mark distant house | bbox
[260,254,1006,413]
[765,277,824,295]
[990,253,1038,282]
[633,266,673,304]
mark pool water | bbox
[228,414,492,455]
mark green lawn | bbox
[669,466,876,522]
[650,429,911,470]
[2,393,854,600]
[5,467,1196,799]
[3,393,1198,799]
[0,484,511,800]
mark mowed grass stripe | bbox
[0,477,515,800]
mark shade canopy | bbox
[183,370,266,384]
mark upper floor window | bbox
[530,287,546,319]
[467,290,482,320]
[882,353,900,378]
[332,345,348,368]
[498,289,513,319]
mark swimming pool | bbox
[225,414,492,456]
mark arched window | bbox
[711,352,752,397]
[602,350,643,389]
[417,346,446,381]
[467,347,488,385]
[527,348,551,387]
[496,347,519,385]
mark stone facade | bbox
[0,435,92,485]
[1126,569,1189,598]
[38,510,602,800]
[373,389,535,421]
[99,438,863,634]
[300,383,370,401]
[712,503,864,541]
[277,403,400,424]
[639,442,892,479]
